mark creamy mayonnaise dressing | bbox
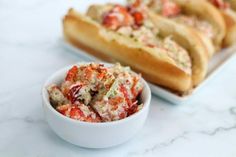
[47,63,143,123]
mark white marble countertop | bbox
[1,0,236,156]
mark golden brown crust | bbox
[148,12,208,87]
[193,30,215,58]
[219,9,236,47]
[224,25,236,47]
[205,0,236,47]
[173,0,226,50]
[63,9,192,92]
[229,0,236,11]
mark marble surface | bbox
[0,0,236,156]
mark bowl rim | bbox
[42,62,151,126]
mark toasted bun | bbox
[220,9,236,47]
[224,24,236,47]
[193,30,215,58]
[229,0,236,11]
[147,12,208,87]
[207,0,236,47]
[63,9,193,92]
[173,0,226,50]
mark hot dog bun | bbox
[63,7,208,93]
[173,0,226,50]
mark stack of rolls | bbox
[63,0,235,94]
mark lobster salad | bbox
[47,63,144,123]
[142,0,215,39]
[87,1,192,74]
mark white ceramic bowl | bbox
[42,62,151,148]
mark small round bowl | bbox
[42,62,151,148]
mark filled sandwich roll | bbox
[143,0,226,56]
[63,3,208,93]
[208,0,236,47]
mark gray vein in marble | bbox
[127,131,190,157]
[146,131,189,150]
[200,124,236,136]
[200,107,236,136]
[127,106,236,156]
[230,107,236,116]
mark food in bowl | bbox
[47,63,144,123]
[42,62,151,148]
